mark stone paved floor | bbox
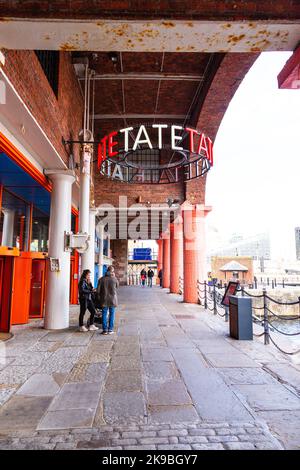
[0,286,299,450]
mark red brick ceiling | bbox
[0,1,298,20]
[74,51,220,141]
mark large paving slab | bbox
[148,405,200,424]
[203,352,259,368]
[37,408,96,430]
[233,384,300,411]
[147,379,192,406]
[103,392,147,425]
[256,410,300,450]
[16,373,60,396]
[218,368,279,386]
[142,348,173,362]
[172,348,253,421]
[0,396,52,430]
[263,363,300,392]
[105,370,143,392]
[110,355,141,370]
[143,361,180,381]
[48,382,101,411]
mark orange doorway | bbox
[0,255,14,333]
[29,258,46,318]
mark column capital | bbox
[44,169,76,183]
[181,201,212,216]
[89,207,98,216]
[195,204,212,217]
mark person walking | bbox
[158,268,163,287]
[97,265,119,335]
[140,268,147,287]
[78,269,98,332]
[147,268,154,287]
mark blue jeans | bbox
[102,306,115,331]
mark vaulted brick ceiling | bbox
[0,1,299,20]
[73,51,223,141]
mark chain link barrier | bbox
[193,280,300,356]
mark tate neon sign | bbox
[97,124,213,184]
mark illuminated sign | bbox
[97,124,213,184]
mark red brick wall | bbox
[3,50,83,166]
[93,170,185,208]
[111,239,128,285]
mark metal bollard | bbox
[213,283,217,315]
[204,280,207,310]
[225,305,229,322]
[263,288,269,345]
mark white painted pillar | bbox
[79,144,92,273]
[81,207,97,284]
[44,169,75,330]
[2,208,15,246]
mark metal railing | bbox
[193,280,300,356]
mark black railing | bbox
[194,280,300,356]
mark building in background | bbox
[209,232,271,260]
[211,256,253,285]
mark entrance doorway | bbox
[0,255,14,333]
[29,259,46,318]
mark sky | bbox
[206,51,300,261]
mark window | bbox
[35,50,59,97]
[0,189,30,250]
[30,207,49,252]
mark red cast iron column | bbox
[170,217,183,294]
[182,203,211,303]
[162,232,170,289]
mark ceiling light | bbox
[108,52,118,63]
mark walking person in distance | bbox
[147,268,154,287]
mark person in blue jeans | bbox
[96,266,119,335]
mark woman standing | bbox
[78,269,98,332]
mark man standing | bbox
[147,268,154,287]
[158,269,163,287]
[97,266,119,335]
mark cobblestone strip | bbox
[0,421,283,450]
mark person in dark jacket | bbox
[147,268,154,287]
[140,268,147,287]
[78,269,98,332]
[158,269,163,287]
[97,266,119,335]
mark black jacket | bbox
[97,272,119,308]
[78,279,93,302]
